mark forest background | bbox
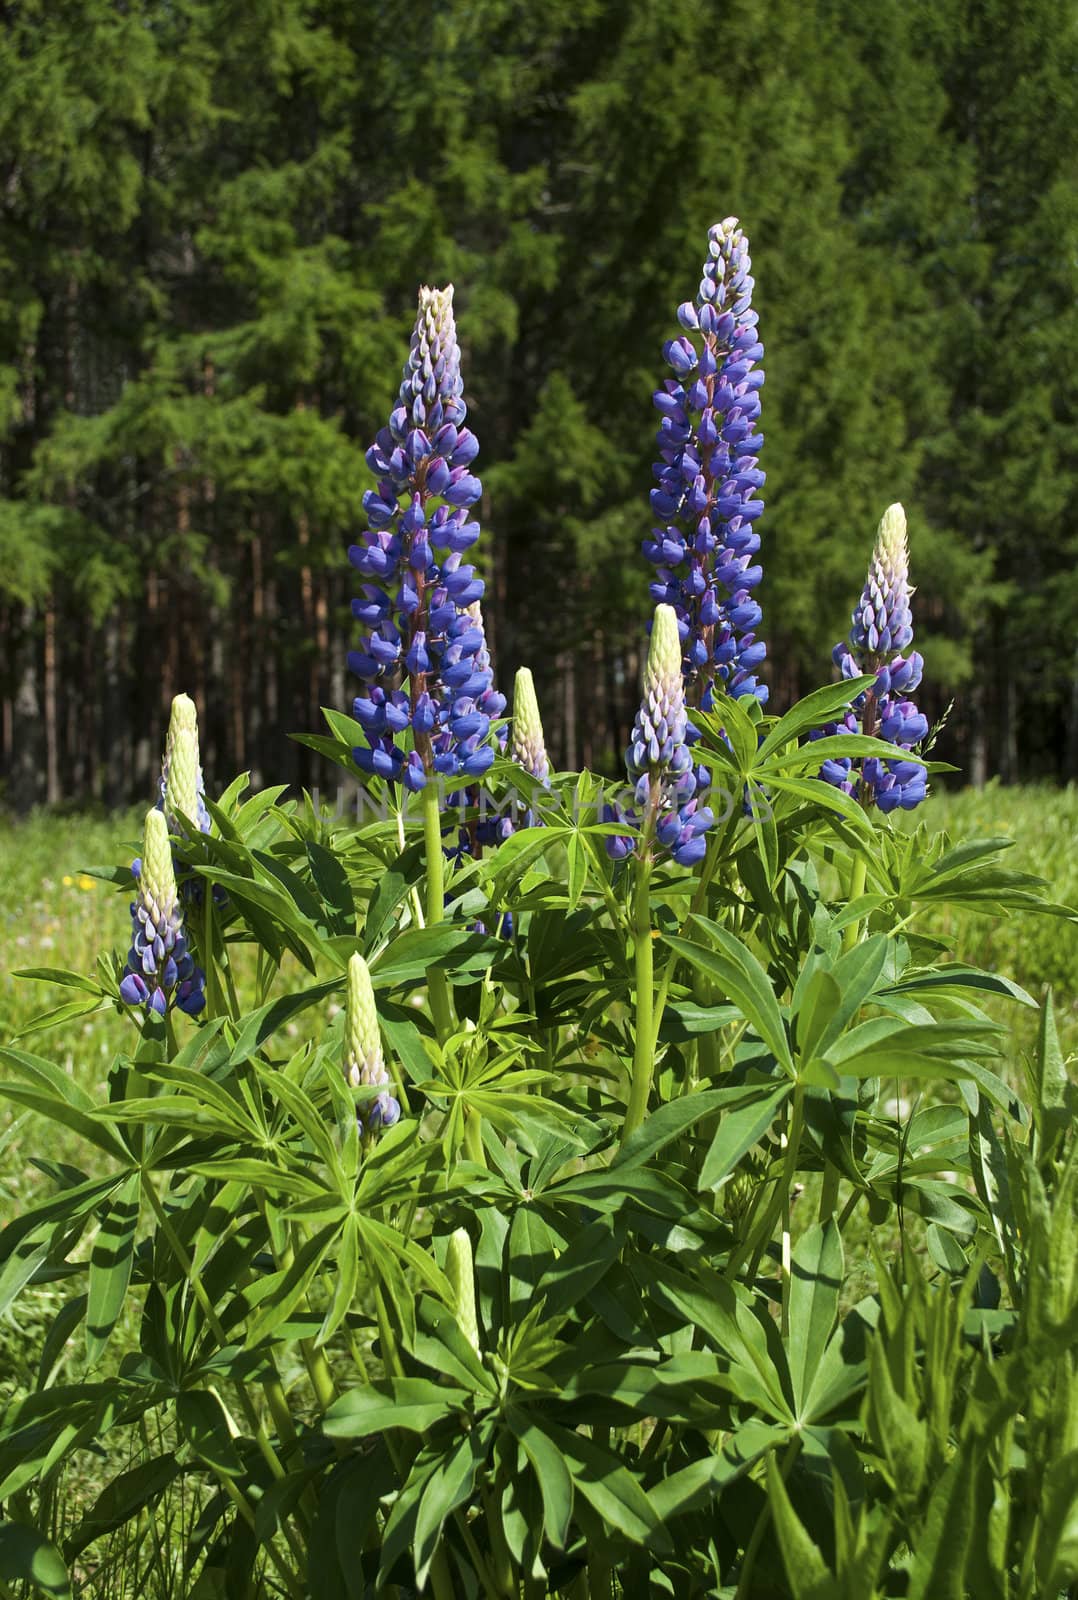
[1,0,1076,812]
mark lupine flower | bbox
[816,504,928,812]
[510,667,550,785]
[161,694,211,834]
[119,809,205,1017]
[348,286,502,792]
[644,218,767,710]
[344,952,400,1135]
[607,604,714,867]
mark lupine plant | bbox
[1,244,1075,1600]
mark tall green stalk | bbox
[421,782,455,1042]
[622,852,655,1143]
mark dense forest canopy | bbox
[0,0,1075,809]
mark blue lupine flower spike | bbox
[607,604,715,867]
[646,218,767,711]
[345,952,400,1137]
[348,286,501,793]
[119,809,206,1016]
[817,503,928,813]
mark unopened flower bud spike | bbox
[344,952,400,1138]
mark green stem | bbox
[649,807,738,1057]
[843,851,868,952]
[780,1087,806,1340]
[622,854,655,1143]
[213,1468,305,1600]
[836,1186,861,1231]
[421,781,454,1042]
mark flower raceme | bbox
[344,952,400,1136]
[510,667,550,786]
[348,286,505,793]
[119,809,206,1017]
[607,604,714,867]
[645,218,768,710]
[817,503,928,813]
[161,693,211,835]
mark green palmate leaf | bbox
[787,1222,843,1416]
[305,840,357,935]
[176,1390,243,1477]
[318,1214,359,1346]
[793,970,843,1063]
[509,1415,574,1549]
[0,1523,72,1599]
[780,733,926,770]
[666,919,793,1073]
[226,979,340,1066]
[245,1224,341,1347]
[413,1422,491,1588]
[362,838,424,949]
[368,924,496,988]
[324,1378,472,1438]
[755,677,878,763]
[542,1422,669,1550]
[765,1453,833,1600]
[822,1017,1001,1080]
[0,1048,130,1161]
[761,773,875,831]
[1034,988,1070,1151]
[64,1454,184,1560]
[613,1087,732,1169]
[647,1267,792,1422]
[906,1439,979,1600]
[86,1170,141,1366]
[698,1084,790,1192]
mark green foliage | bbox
[0,703,1074,1595]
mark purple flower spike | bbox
[607,605,714,869]
[815,504,928,813]
[119,809,205,1020]
[348,287,505,790]
[646,219,768,710]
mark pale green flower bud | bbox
[162,693,210,834]
[445,1226,480,1353]
[344,952,384,1089]
[141,808,178,922]
[510,667,549,783]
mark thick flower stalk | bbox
[344,952,400,1135]
[161,693,211,834]
[607,604,714,867]
[119,808,205,1017]
[817,503,928,812]
[645,218,767,709]
[348,286,504,792]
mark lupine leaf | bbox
[0,1522,72,1599]
[786,1222,843,1417]
[325,1379,472,1438]
[510,1415,574,1548]
[86,1170,141,1366]
[666,921,793,1072]
[698,1084,790,1192]
[765,1453,833,1599]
